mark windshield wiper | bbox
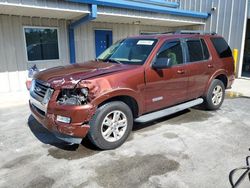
[95,58,104,62]
[108,58,122,64]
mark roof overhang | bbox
[66,0,210,19]
[96,11,205,27]
[0,2,89,19]
[0,1,206,27]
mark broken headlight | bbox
[57,88,89,106]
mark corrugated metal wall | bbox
[248,0,250,18]
[0,15,69,92]
[74,22,199,63]
[173,0,248,75]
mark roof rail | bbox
[140,30,216,35]
[175,30,217,35]
[140,31,177,35]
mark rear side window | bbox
[187,40,204,62]
[211,37,232,58]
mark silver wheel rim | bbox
[101,110,128,142]
[212,85,223,105]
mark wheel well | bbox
[215,74,228,88]
[98,96,139,118]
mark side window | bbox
[210,37,232,58]
[201,39,210,60]
[156,41,183,66]
[187,39,203,62]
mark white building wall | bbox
[0,15,69,92]
[74,21,200,63]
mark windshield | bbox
[97,38,157,65]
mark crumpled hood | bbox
[34,61,138,89]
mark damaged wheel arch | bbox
[96,95,140,119]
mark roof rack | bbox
[140,31,175,35]
[140,30,216,35]
[175,30,217,35]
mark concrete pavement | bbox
[228,78,250,97]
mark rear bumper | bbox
[29,99,95,144]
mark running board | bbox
[135,98,204,123]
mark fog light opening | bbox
[56,115,71,124]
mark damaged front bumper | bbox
[29,88,96,144]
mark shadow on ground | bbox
[28,110,193,148]
[133,109,191,131]
[27,115,99,159]
[133,107,214,132]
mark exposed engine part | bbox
[77,80,101,100]
[57,88,88,105]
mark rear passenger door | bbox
[184,38,212,99]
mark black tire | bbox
[204,79,225,110]
[87,101,133,150]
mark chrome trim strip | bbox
[30,95,46,113]
[29,79,53,114]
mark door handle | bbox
[177,70,185,74]
[208,64,214,68]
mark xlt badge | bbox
[152,96,163,102]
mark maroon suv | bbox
[29,31,235,149]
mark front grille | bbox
[34,80,49,98]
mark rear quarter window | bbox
[201,39,210,59]
[187,39,203,62]
[210,37,232,58]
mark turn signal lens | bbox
[56,115,71,124]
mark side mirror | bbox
[152,57,172,69]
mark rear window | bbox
[187,39,204,62]
[211,37,232,58]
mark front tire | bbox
[87,101,133,150]
[204,79,225,110]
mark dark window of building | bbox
[242,19,250,77]
[24,27,59,61]
[201,39,210,60]
[156,41,183,66]
[211,37,232,58]
[187,39,204,62]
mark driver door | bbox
[144,39,189,113]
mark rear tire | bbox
[204,79,225,110]
[87,101,133,150]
